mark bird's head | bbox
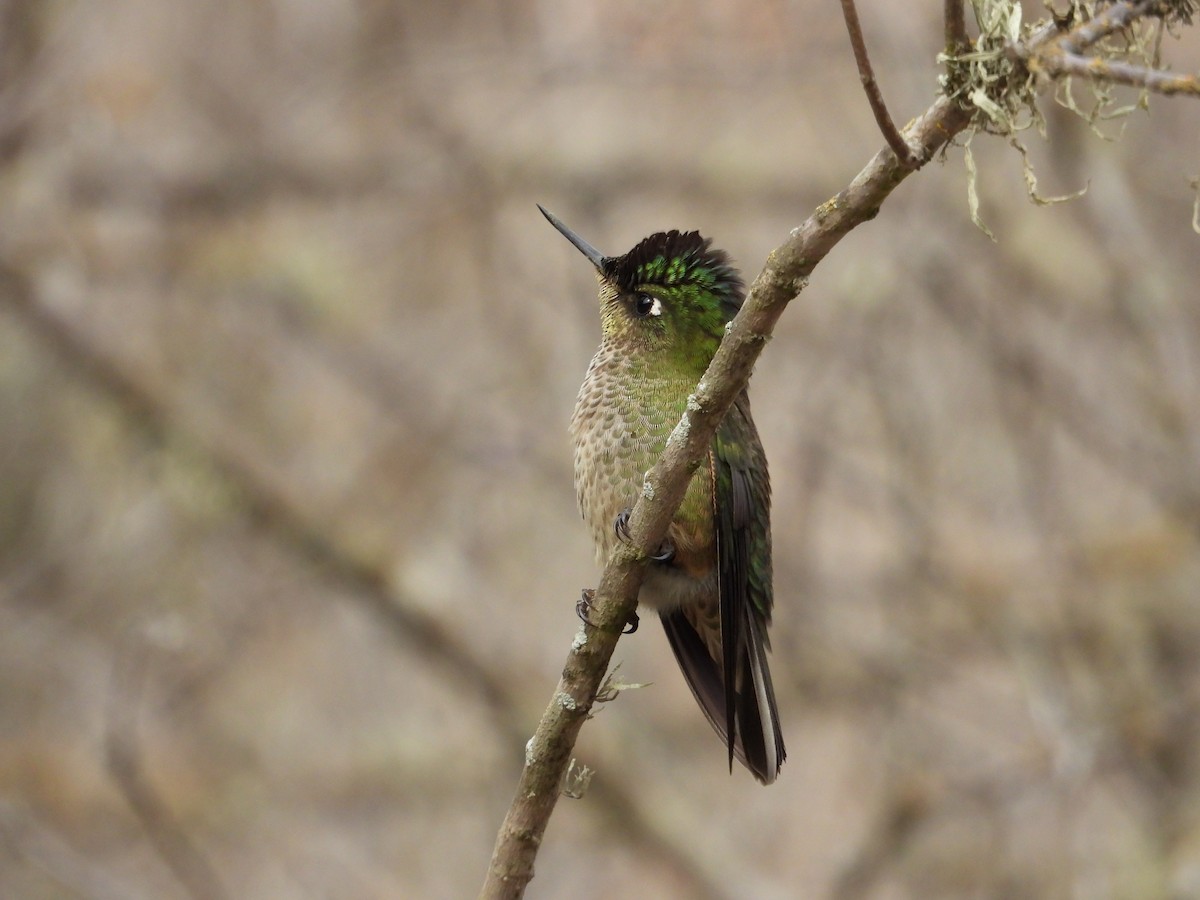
[539,205,744,374]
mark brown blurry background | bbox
[1,1,1199,898]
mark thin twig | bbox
[840,0,922,167]
[1037,50,1200,94]
[945,0,969,54]
[1056,0,1160,54]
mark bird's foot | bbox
[575,589,595,626]
[612,509,675,564]
[577,588,639,634]
[613,509,633,543]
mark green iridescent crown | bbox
[604,231,744,318]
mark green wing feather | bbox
[712,390,782,780]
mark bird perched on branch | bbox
[540,205,785,784]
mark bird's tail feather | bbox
[660,608,785,784]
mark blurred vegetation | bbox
[0,1,1198,898]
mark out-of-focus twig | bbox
[925,277,1200,535]
[105,643,229,900]
[833,779,930,900]
[0,261,519,723]
[0,801,138,900]
[839,0,922,167]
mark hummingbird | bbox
[539,205,785,784]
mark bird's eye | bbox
[633,292,661,318]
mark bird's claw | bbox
[577,588,639,634]
[613,509,675,564]
[650,539,675,564]
[576,589,595,625]
[613,509,632,543]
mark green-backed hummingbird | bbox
[539,205,785,784]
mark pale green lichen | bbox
[561,759,593,799]
[963,134,995,241]
[665,416,690,449]
[941,0,1183,235]
[595,662,652,704]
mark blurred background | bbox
[1,1,1198,897]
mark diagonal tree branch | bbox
[480,91,973,900]
[481,2,1200,896]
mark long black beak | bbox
[537,205,606,271]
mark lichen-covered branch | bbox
[1035,51,1200,95]
[1023,0,1200,97]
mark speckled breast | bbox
[570,346,716,595]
